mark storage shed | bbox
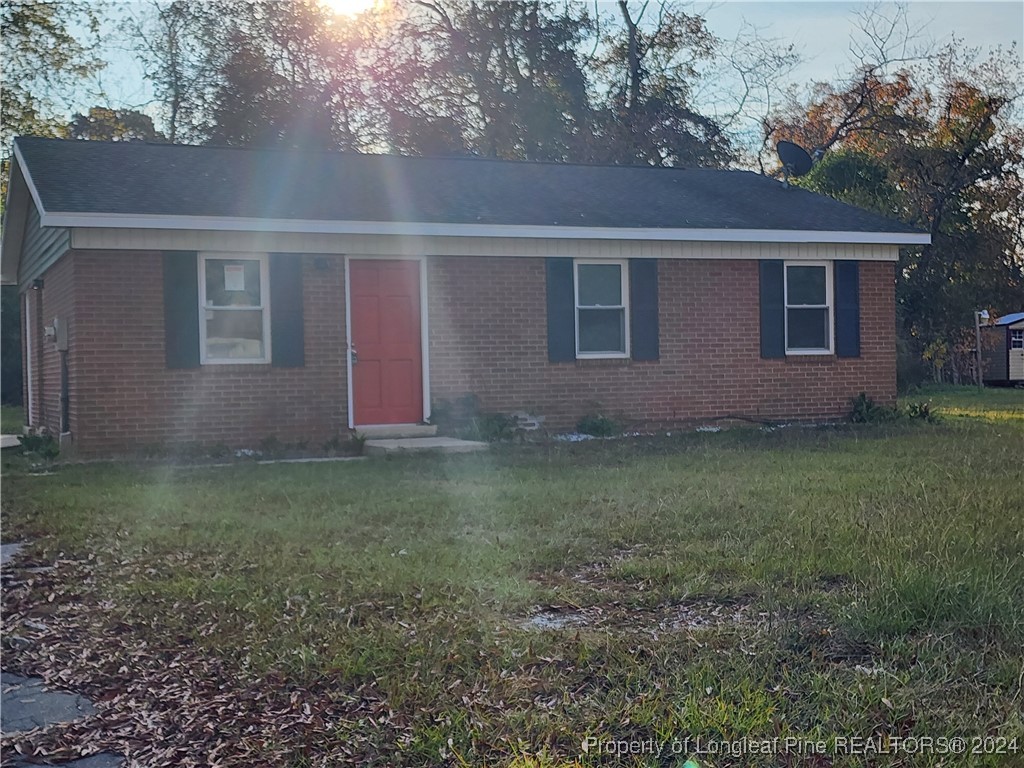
[982,312,1024,385]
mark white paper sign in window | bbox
[199,255,270,363]
[224,263,246,292]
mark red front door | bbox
[349,259,423,425]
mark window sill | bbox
[784,353,836,362]
[574,357,633,368]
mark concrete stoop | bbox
[363,436,488,456]
[356,424,438,439]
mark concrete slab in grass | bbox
[1,672,98,733]
[364,437,488,456]
[8,754,125,768]
[1,542,25,566]
[1,673,125,766]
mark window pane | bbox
[787,307,830,350]
[205,309,265,360]
[786,265,826,305]
[1012,331,1024,349]
[205,259,262,307]
[577,264,622,306]
[578,308,625,353]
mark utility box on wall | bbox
[54,317,69,351]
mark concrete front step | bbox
[356,424,438,439]
[364,436,488,456]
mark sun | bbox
[320,0,378,17]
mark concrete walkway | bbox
[1,545,124,767]
[364,436,488,455]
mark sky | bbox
[701,1,1022,85]
[88,0,1024,142]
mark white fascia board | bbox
[41,210,932,246]
[12,143,48,218]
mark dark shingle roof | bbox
[14,136,922,235]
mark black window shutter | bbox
[546,258,575,362]
[834,260,861,358]
[270,254,305,367]
[759,260,785,359]
[162,251,200,368]
[629,259,659,361]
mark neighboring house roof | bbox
[11,136,927,238]
[993,312,1024,326]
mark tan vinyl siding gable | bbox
[19,203,71,286]
[70,228,901,263]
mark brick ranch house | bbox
[1,137,928,455]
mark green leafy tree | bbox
[121,0,221,144]
[774,34,1024,384]
[586,1,732,167]
[202,0,373,150]
[374,1,594,160]
[68,107,165,142]
[0,0,104,152]
[1,1,106,403]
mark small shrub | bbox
[431,394,482,436]
[469,413,517,442]
[323,434,364,456]
[17,433,59,459]
[258,435,284,458]
[904,401,940,423]
[576,412,619,437]
[323,435,345,454]
[431,394,516,441]
[849,392,900,424]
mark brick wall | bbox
[60,250,347,455]
[30,251,895,454]
[427,257,896,429]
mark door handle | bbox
[350,346,358,365]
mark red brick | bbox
[26,252,896,455]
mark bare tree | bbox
[120,0,222,143]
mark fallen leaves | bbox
[1,547,404,767]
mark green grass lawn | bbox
[0,404,24,434]
[2,390,1022,766]
[902,384,1024,422]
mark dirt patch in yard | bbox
[518,596,767,635]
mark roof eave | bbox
[44,211,932,246]
[0,147,41,286]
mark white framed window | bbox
[198,253,271,364]
[784,261,833,355]
[1011,329,1024,350]
[574,259,629,358]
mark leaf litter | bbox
[1,546,406,767]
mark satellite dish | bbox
[776,140,814,187]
